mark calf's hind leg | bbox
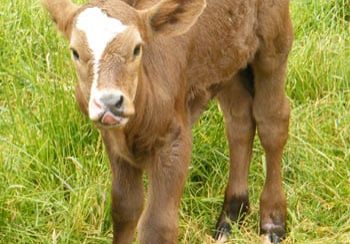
[214,69,256,241]
[253,56,291,243]
[253,4,293,242]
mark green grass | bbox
[0,0,349,243]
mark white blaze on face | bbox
[75,7,128,120]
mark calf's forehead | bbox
[74,7,128,62]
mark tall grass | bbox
[0,0,349,243]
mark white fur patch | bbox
[76,7,127,81]
[75,7,127,120]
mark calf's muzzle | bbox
[89,89,134,127]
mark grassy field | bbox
[0,0,349,243]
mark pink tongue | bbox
[102,113,119,125]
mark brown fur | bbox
[44,0,293,243]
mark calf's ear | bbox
[140,0,206,39]
[42,0,79,38]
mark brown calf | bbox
[44,0,293,243]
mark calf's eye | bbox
[133,44,141,57]
[71,48,80,61]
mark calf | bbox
[43,0,293,243]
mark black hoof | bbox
[214,219,231,241]
[260,222,286,243]
[262,232,282,244]
[213,194,249,240]
[268,233,281,244]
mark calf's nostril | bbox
[115,95,124,109]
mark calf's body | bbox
[44,0,293,243]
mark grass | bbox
[0,0,349,243]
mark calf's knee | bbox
[253,98,290,151]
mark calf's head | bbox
[44,0,206,128]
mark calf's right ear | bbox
[42,0,79,38]
[140,0,206,39]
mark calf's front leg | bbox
[110,158,144,244]
[138,125,191,244]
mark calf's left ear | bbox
[42,0,79,38]
[140,0,206,39]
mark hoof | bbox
[214,194,249,242]
[260,222,285,244]
[213,219,231,243]
[262,233,282,244]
